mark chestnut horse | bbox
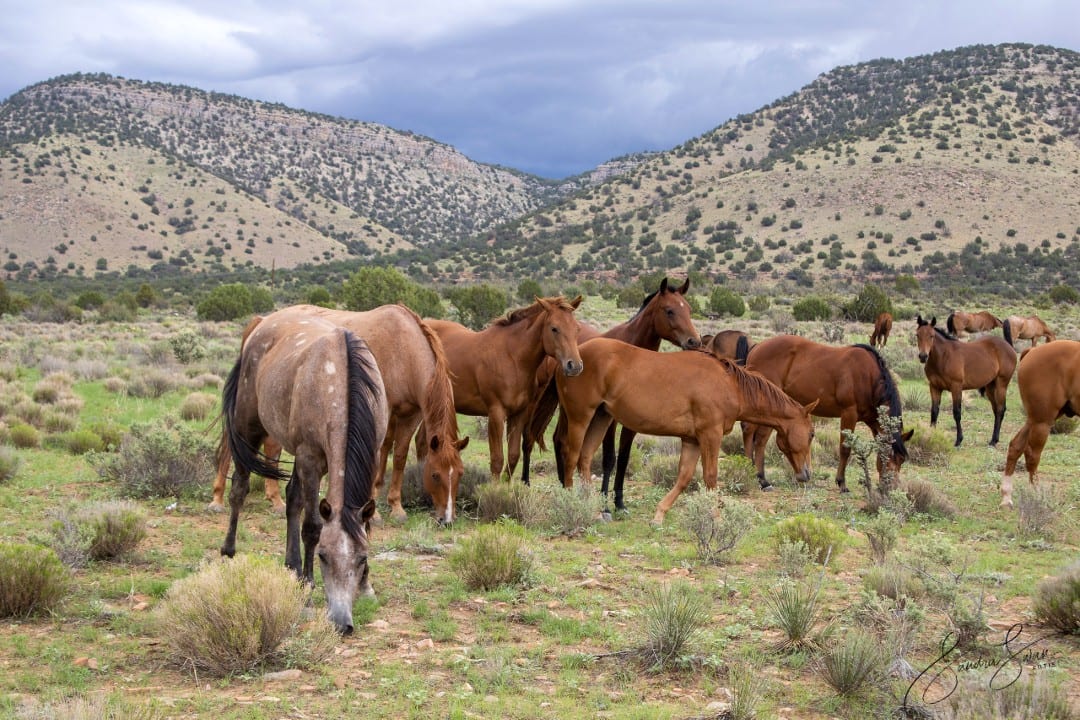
[870,312,893,348]
[915,315,1017,447]
[555,339,814,525]
[1000,341,1080,506]
[523,278,701,505]
[220,306,388,635]
[742,336,913,491]
[946,310,1002,338]
[1003,315,1056,348]
[428,296,583,482]
[707,330,755,365]
[210,305,469,525]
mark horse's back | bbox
[1017,340,1080,418]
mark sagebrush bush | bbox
[398,462,485,513]
[90,419,215,499]
[87,420,124,451]
[902,478,957,517]
[0,543,70,617]
[7,422,40,449]
[773,513,846,564]
[934,671,1078,719]
[903,424,952,466]
[648,454,700,492]
[819,629,886,696]
[476,481,531,523]
[863,511,901,564]
[449,521,535,591]
[13,693,159,720]
[178,392,216,421]
[638,582,708,671]
[103,376,128,395]
[169,329,207,364]
[1015,484,1060,539]
[544,481,602,537]
[777,539,814,578]
[1032,561,1080,634]
[0,446,20,483]
[59,428,105,455]
[717,454,757,494]
[678,491,756,564]
[80,501,147,561]
[157,554,336,677]
[126,370,178,399]
[1050,415,1078,435]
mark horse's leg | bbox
[368,417,395,526]
[577,409,614,487]
[836,411,859,492]
[261,437,286,513]
[283,468,305,577]
[949,386,964,447]
[298,466,322,586]
[988,382,1007,447]
[504,413,525,482]
[652,441,702,526]
[521,430,533,486]
[560,405,600,490]
[1021,422,1049,485]
[612,426,637,514]
[745,423,772,489]
[208,438,232,513]
[387,421,414,524]
[1001,421,1031,508]
[220,464,251,558]
[599,424,616,503]
[699,434,721,491]
[928,385,942,427]
[487,407,508,483]
[553,409,568,488]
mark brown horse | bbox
[428,296,583,482]
[915,315,1017,447]
[555,338,814,525]
[707,330,755,365]
[946,310,1002,338]
[220,306,388,635]
[870,312,893,348]
[523,278,701,507]
[742,336,913,491]
[210,305,469,525]
[1000,341,1080,506]
[1004,315,1056,348]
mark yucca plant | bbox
[638,582,708,671]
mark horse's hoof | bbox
[838,486,850,494]
[207,502,225,514]
[270,504,286,516]
[390,511,408,526]
[999,497,1014,508]
[599,510,613,523]
[370,511,385,528]
[615,506,630,517]
[759,481,773,491]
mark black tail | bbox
[341,331,381,544]
[222,357,288,482]
[1003,318,1013,345]
[946,313,956,336]
[735,335,750,366]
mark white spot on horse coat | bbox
[324,361,338,375]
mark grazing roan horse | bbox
[742,336,913,491]
[870,312,893,348]
[707,330,755,365]
[915,315,1017,447]
[220,306,388,635]
[946,310,1002,338]
[428,296,583,483]
[1000,341,1080,506]
[210,305,469,525]
[1003,315,1056,348]
[522,278,701,505]
[555,339,814,525]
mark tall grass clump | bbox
[157,554,337,677]
[8,422,40,449]
[1015,484,1061,539]
[13,693,159,720]
[932,672,1078,719]
[727,660,768,720]
[0,446,20,483]
[448,521,535,591]
[678,490,756,564]
[818,629,886,696]
[765,580,830,652]
[0,543,70,617]
[1032,561,1080,634]
[178,391,216,421]
[90,419,215,499]
[637,582,708,671]
[475,481,531,523]
[773,514,845,564]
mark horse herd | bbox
[213,281,1077,633]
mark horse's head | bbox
[878,428,914,485]
[774,399,817,483]
[422,434,470,525]
[651,277,701,349]
[915,315,937,363]
[538,295,584,376]
[316,497,377,635]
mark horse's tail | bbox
[1003,318,1013,345]
[528,378,561,452]
[946,313,956,336]
[341,330,382,544]
[735,335,750,366]
[222,356,287,482]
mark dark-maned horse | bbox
[1003,315,1056,348]
[428,296,583,483]
[741,336,913,491]
[555,339,814,525]
[915,315,1017,447]
[1000,341,1080,506]
[220,306,388,635]
[870,312,893,348]
[947,310,1002,338]
[707,330,755,365]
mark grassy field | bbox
[0,302,1077,720]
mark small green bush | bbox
[87,420,124,451]
[448,521,535,591]
[0,543,70,617]
[82,501,147,561]
[678,491,756,564]
[157,554,336,677]
[710,287,746,317]
[59,428,105,455]
[8,422,40,449]
[773,513,846,564]
[792,296,832,321]
[1015,484,1060,539]
[1032,561,1080,634]
[178,392,216,421]
[842,283,893,322]
[543,482,602,537]
[0,446,20,483]
[169,329,207,364]
[638,582,708,671]
[90,419,215,499]
[717,454,757,494]
[903,478,957,517]
[1048,283,1080,305]
[863,511,901,564]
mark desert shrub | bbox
[178,392,216,421]
[7,422,40,449]
[31,382,60,404]
[0,447,20,482]
[863,562,923,602]
[648,453,699,492]
[544,481,602,537]
[90,419,215,499]
[819,629,886,696]
[58,428,105,455]
[903,424,951,466]
[1015,484,1060,539]
[777,539,814,578]
[1050,415,1078,435]
[0,543,70,617]
[43,411,78,434]
[476,481,531,523]
[821,321,846,344]
[842,283,893,322]
[900,384,931,412]
[792,296,832,321]
[933,671,1078,719]
[717,454,757,494]
[71,358,109,380]
[678,491,756,564]
[397,462,484,513]
[15,693,159,719]
[448,521,535,591]
[51,501,147,565]
[709,287,746,317]
[638,582,708,671]
[903,478,957,517]
[169,329,206,364]
[1048,283,1080,305]
[773,514,846,564]
[765,580,829,652]
[103,376,128,394]
[157,554,336,677]
[87,420,124,451]
[1032,561,1080,634]
[195,283,256,322]
[863,511,901,564]
[126,369,177,399]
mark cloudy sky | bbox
[1,1,1077,178]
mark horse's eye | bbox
[356,555,368,568]
[317,550,328,564]
[551,326,559,334]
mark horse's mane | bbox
[706,352,797,411]
[853,343,908,460]
[399,304,461,440]
[932,325,956,341]
[342,331,382,545]
[492,296,575,327]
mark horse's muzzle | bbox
[683,337,701,350]
[917,353,928,363]
[564,359,584,377]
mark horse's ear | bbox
[677,277,690,294]
[360,498,376,523]
[456,436,470,451]
[916,314,924,325]
[319,498,332,521]
[901,429,914,442]
[803,399,820,414]
[930,316,937,327]
[569,295,583,309]
[659,277,670,293]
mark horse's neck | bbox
[736,389,800,429]
[611,307,662,350]
[507,314,551,371]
